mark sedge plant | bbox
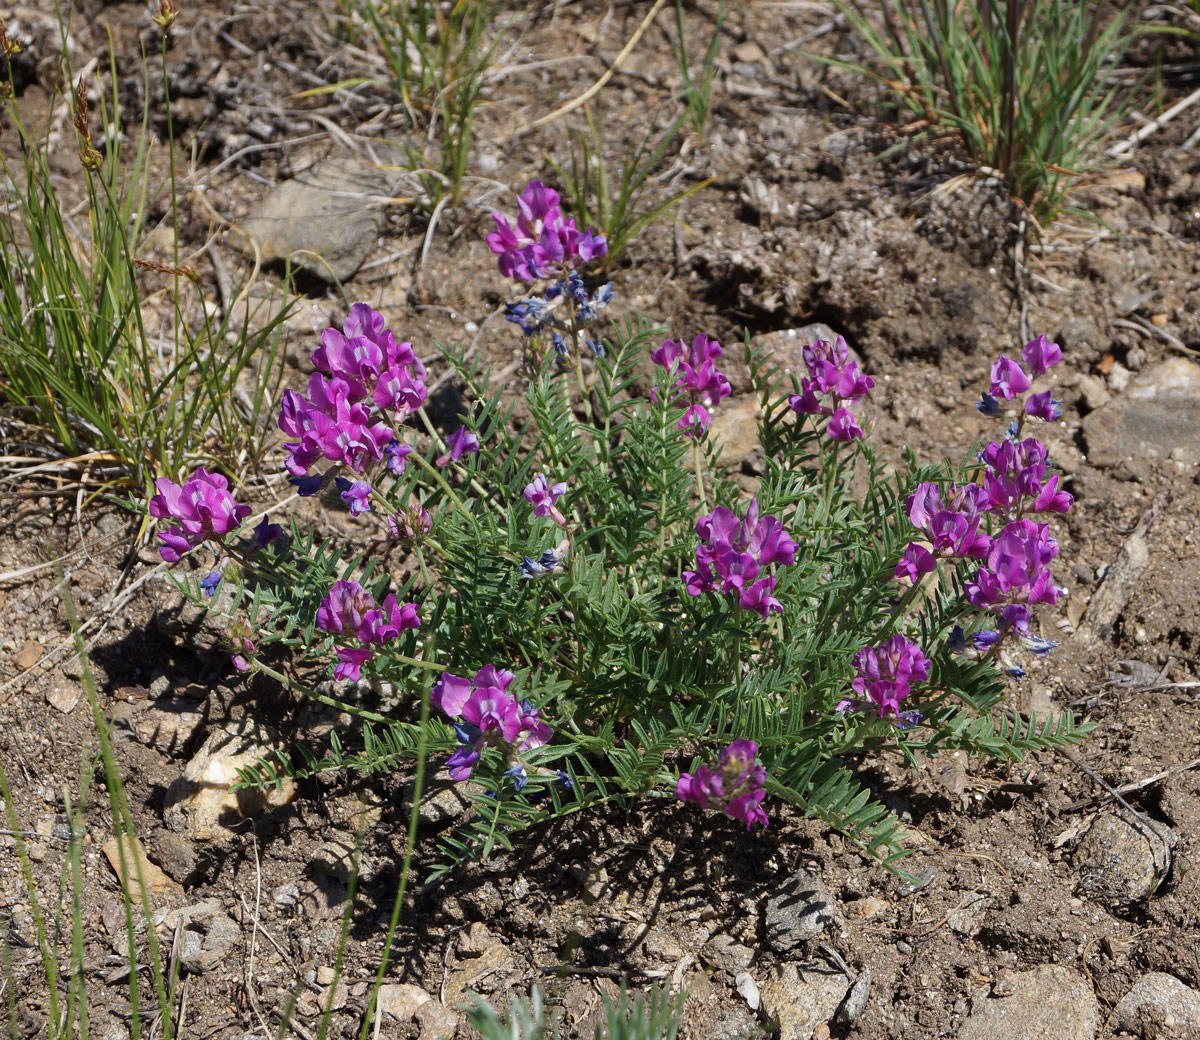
[549,106,713,271]
[150,179,1091,884]
[340,0,504,210]
[671,0,727,138]
[0,21,293,494]
[820,0,1138,226]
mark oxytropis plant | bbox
[150,180,1091,879]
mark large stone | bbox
[1082,358,1200,466]
[759,959,849,1040]
[232,157,394,284]
[1114,973,1200,1036]
[957,965,1099,1040]
[163,718,295,840]
[709,395,764,476]
[1075,531,1150,644]
[1071,812,1173,904]
[765,868,837,952]
[102,833,182,907]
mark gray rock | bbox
[736,972,761,1011]
[1072,812,1173,904]
[1075,531,1149,645]
[412,781,473,825]
[957,965,1098,1040]
[1082,358,1200,466]
[759,959,849,1040]
[765,868,837,951]
[153,831,200,886]
[1114,973,1200,1036]
[947,894,992,937]
[377,982,433,1023]
[180,912,240,973]
[133,697,204,753]
[163,717,296,840]
[1074,373,1110,412]
[709,395,764,477]
[711,1006,763,1039]
[1059,317,1095,349]
[701,932,756,974]
[149,566,237,653]
[837,967,871,1025]
[232,157,393,284]
[312,834,374,884]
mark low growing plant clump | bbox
[151,179,1090,878]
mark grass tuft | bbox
[821,0,1139,226]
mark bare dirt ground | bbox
[3,3,1200,1038]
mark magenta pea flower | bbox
[838,635,930,720]
[432,666,552,784]
[337,478,373,516]
[279,305,426,479]
[676,739,769,830]
[651,332,732,438]
[524,473,568,525]
[149,466,252,562]
[1021,335,1063,377]
[436,426,480,468]
[487,181,608,281]
[684,499,796,619]
[1025,390,1062,423]
[827,407,864,442]
[988,354,1031,401]
[786,336,873,441]
[316,580,420,682]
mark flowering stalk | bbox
[677,740,769,830]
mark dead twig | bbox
[1108,84,1200,157]
[517,0,670,133]
[1066,756,1200,812]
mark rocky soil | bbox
[3,2,1200,1039]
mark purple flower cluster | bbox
[838,635,930,723]
[895,481,992,581]
[524,473,568,526]
[683,499,797,619]
[899,338,1071,666]
[316,579,421,681]
[278,304,427,478]
[487,181,607,282]
[977,335,1063,422]
[387,503,433,542]
[432,666,553,787]
[787,336,874,441]
[149,467,252,562]
[963,519,1064,656]
[676,739,769,830]
[650,333,733,437]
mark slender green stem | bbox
[413,543,433,589]
[407,446,482,533]
[692,438,708,513]
[356,632,434,1040]
[251,659,439,729]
